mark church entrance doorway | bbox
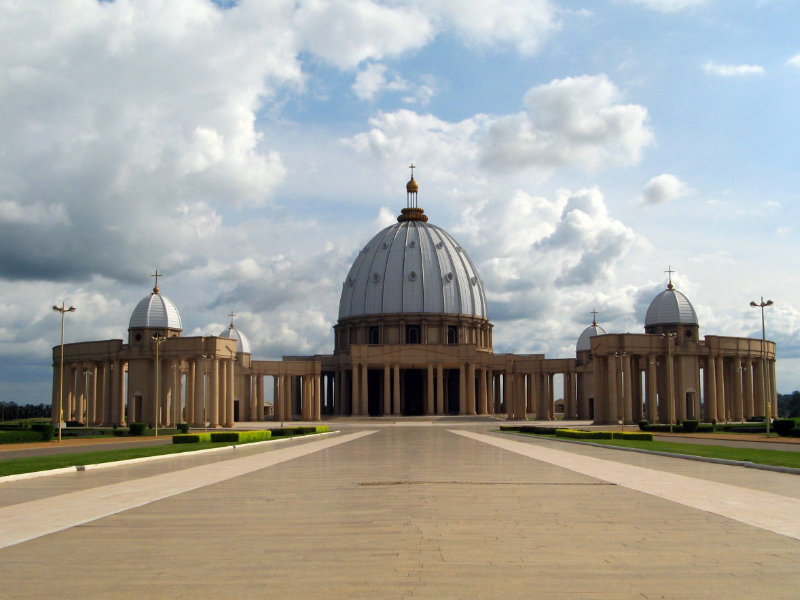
[368,369,383,416]
[447,369,460,415]
[403,369,424,415]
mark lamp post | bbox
[750,297,774,436]
[201,353,214,432]
[152,334,166,437]
[52,302,76,443]
[81,367,93,427]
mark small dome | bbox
[406,177,419,193]
[219,322,251,354]
[577,323,606,352]
[129,292,182,330]
[645,286,698,327]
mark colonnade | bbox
[587,351,778,425]
[52,355,238,428]
[319,362,573,419]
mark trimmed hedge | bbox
[773,419,795,437]
[176,422,190,434]
[172,426,326,445]
[555,429,614,440]
[129,422,147,436]
[682,419,699,433]
[172,433,212,444]
[0,430,45,444]
[31,422,55,441]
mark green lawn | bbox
[508,432,800,470]
[0,441,240,477]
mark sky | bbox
[2,0,800,407]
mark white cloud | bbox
[294,0,434,69]
[482,75,653,173]
[421,0,560,55]
[703,61,765,77]
[638,173,692,205]
[345,75,653,182]
[626,0,710,12]
[787,54,800,68]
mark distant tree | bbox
[778,391,800,418]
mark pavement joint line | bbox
[498,430,800,476]
[0,430,340,484]
[0,430,375,550]
[453,429,800,542]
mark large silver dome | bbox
[129,292,183,330]
[645,285,698,327]
[338,219,488,320]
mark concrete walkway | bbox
[1,423,799,599]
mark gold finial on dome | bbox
[591,308,598,327]
[399,164,427,222]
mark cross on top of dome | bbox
[151,268,163,294]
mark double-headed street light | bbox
[52,302,76,443]
[749,297,774,436]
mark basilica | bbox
[52,173,777,427]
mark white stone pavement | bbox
[456,430,800,541]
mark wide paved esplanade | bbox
[52,172,776,427]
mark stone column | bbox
[383,365,391,416]
[259,375,266,420]
[756,359,766,419]
[101,361,112,426]
[351,364,360,416]
[505,372,514,420]
[208,359,219,427]
[361,363,368,416]
[436,366,444,415]
[494,373,501,414]
[110,360,122,425]
[608,356,619,425]
[478,368,488,415]
[769,360,778,418]
[714,357,727,421]
[705,357,717,422]
[743,360,754,419]
[393,365,401,416]
[226,359,235,426]
[273,377,283,421]
[192,360,203,426]
[622,354,633,424]
[427,365,435,415]
[314,374,322,421]
[646,356,657,423]
[526,374,533,414]
[459,365,466,415]
[185,361,195,425]
[467,363,476,415]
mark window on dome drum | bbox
[406,325,421,344]
[447,326,458,345]
[369,326,380,345]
